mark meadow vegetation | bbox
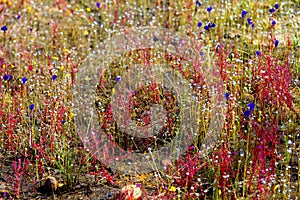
[0,0,299,199]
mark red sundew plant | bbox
[183,4,299,198]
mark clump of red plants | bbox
[151,15,298,200]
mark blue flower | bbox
[204,22,216,31]
[62,120,66,124]
[274,3,279,9]
[225,93,229,100]
[244,102,254,117]
[197,22,202,27]
[153,36,159,42]
[271,20,276,27]
[244,102,255,117]
[248,102,255,111]
[22,77,27,83]
[247,18,252,24]
[116,76,121,82]
[1,26,7,32]
[3,74,12,81]
[244,110,251,117]
[52,74,57,81]
[251,23,255,28]
[196,0,201,7]
[96,2,101,8]
[269,8,275,13]
[207,6,212,13]
[256,51,261,56]
[241,10,248,18]
[3,74,9,81]
[29,104,35,110]
[209,22,216,28]
[274,40,279,47]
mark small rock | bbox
[121,184,142,200]
[44,176,58,192]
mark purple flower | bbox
[207,6,212,13]
[204,25,209,31]
[271,20,276,27]
[197,22,202,27]
[1,25,7,32]
[116,76,121,82]
[269,8,275,13]
[153,36,159,42]
[17,15,21,19]
[22,77,27,83]
[8,75,13,81]
[136,183,141,188]
[52,74,57,81]
[274,3,279,9]
[256,51,261,56]
[62,120,66,124]
[196,0,201,7]
[274,40,279,47]
[216,45,222,51]
[233,150,237,155]
[241,10,248,18]
[251,23,255,28]
[96,2,101,8]
[29,104,35,110]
